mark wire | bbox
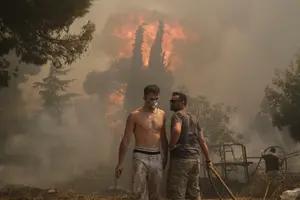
[207,168,223,200]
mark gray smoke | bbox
[3,0,300,190]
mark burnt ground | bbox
[0,185,133,200]
[0,185,256,200]
[1,173,300,200]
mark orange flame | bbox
[106,83,127,116]
[108,83,127,107]
[110,11,189,71]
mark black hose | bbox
[251,157,262,177]
[207,168,222,200]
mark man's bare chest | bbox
[136,113,163,132]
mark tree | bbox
[177,86,238,145]
[83,21,174,118]
[145,20,173,114]
[0,0,95,86]
[33,66,79,124]
[189,96,237,145]
[147,20,165,71]
[123,21,174,114]
[265,52,300,141]
[251,96,275,134]
[123,25,145,113]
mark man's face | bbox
[144,93,159,109]
[170,95,182,111]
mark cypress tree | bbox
[123,25,145,113]
[146,20,173,113]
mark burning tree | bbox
[84,11,240,146]
[144,20,174,113]
[265,52,300,141]
[33,66,79,124]
[85,11,188,119]
[123,20,174,113]
[123,25,145,113]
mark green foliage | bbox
[265,52,300,141]
[0,0,95,86]
[33,66,78,123]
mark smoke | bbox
[91,1,300,145]
[78,0,300,124]
[2,0,300,190]
[1,96,116,188]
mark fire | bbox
[102,10,197,117]
[108,10,189,71]
[108,83,127,107]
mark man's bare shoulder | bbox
[131,107,143,115]
[157,108,165,117]
[128,109,139,118]
[131,107,165,115]
[129,107,144,119]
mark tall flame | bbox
[113,22,186,71]
[102,10,192,71]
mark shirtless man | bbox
[115,85,168,200]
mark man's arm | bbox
[169,113,182,149]
[197,124,211,162]
[160,114,168,168]
[278,156,284,167]
[118,113,135,166]
[261,150,266,157]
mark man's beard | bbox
[170,106,180,112]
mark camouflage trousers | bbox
[167,158,201,200]
[132,147,163,200]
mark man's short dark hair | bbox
[172,92,187,106]
[270,147,276,153]
[144,85,160,96]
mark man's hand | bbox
[206,160,213,170]
[168,144,180,151]
[115,163,123,179]
[116,113,134,179]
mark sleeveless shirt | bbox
[170,110,201,159]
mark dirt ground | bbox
[0,185,257,200]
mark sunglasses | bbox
[170,99,181,103]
